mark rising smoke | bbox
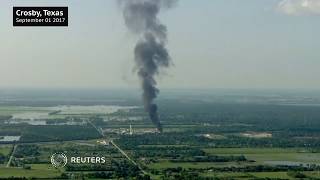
[118,0,177,132]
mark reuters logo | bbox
[51,153,67,168]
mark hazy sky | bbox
[0,0,319,89]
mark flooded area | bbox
[7,119,86,126]
[8,119,47,125]
[12,112,50,120]
[4,105,138,125]
[0,136,20,142]
[10,105,138,118]
[49,105,137,114]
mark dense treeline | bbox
[0,125,23,136]
[116,133,210,149]
[0,115,12,122]
[65,164,113,171]
[65,160,143,179]
[0,153,7,164]
[185,164,320,173]
[20,125,102,142]
[161,170,206,180]
[130,146,246,162]
[45,118,68,124]
[14,145,40,158]
[0,124,102,143]
[116,132,320,148]
[132,147,205,158]
[170,155,246,163]
[158,102,320,130]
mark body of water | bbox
[0,136,21,142]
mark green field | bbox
[202,171,320,179]
[0,106,50,116]
[250,172,291,179]
[203,148,320,165]
[203,147,301,154]
[202,172,253,179]
[0,100,320,179]
[305,171,320,178]
[0,164,61,178]
[0,145,12,156]
[149,160,251,169]
[148,148,320,170]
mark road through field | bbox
[6,144,17,167]
[110,140,147,174]
[87,120,147,175]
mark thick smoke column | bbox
[118,0,177,132]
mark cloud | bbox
[278,0,320,15]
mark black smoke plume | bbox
[118,0,177,132]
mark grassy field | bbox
[0,106,50,115]
[148,148,320,170]
[201,171,293,179]
[203,147,301,154]
[202,171,320,179]
[0,145,12,156]
[19,141,124,166]
[149,160,251,169]
[250,172,292,179]
[138,144,189,148]
[305,171,320,178]
[0,164,61,178]
[246,152,320,164]
[203,148,320,165]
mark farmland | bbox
[0,89,319,179]
[0,164,61,178]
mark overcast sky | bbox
[0,0,319,89]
